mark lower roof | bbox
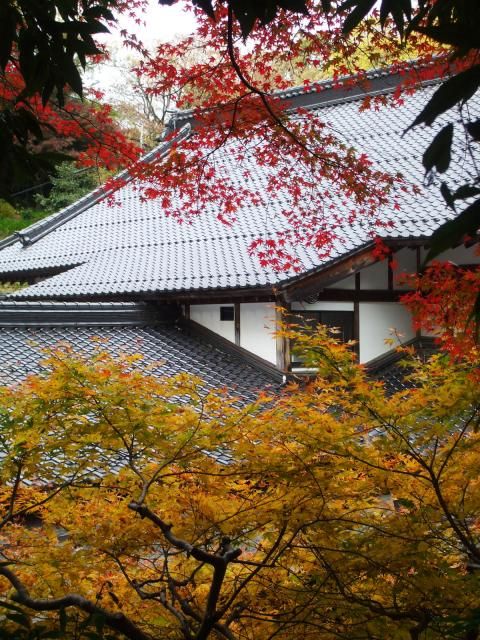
[367,336,437,394]
[0,301,279,400]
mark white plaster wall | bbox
[291,301,354,312]
[325,274,355,289]
[190,304,235,342]
[360,260,388,289]
[394,248,417,290]
[432,244,480,264]
[359,302,415,363]
[240,302,277,364]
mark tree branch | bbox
[128,502,241,639]
[0,566,151,640]
[225,5,336,169]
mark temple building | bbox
[0,67,477,390]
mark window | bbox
[291,310,354,367]
[299,310,354,342]
[220,306,234,321]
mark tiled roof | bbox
[368,337,438,394]
[0,301,278,401]
[0,70,477,300]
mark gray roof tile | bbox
[0,79,477,299]
[369,338,438,395]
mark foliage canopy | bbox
[0,326,479,639]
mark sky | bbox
[111,0,197,46]
[85,1,197,98]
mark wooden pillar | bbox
[416,246,422,339]
[234,302,240,346]
[276,302,291,371]
[387,253,394,291]
[416,246,422,274]
[353,272,360,360]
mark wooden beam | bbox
[282,246,379,302]
[306,289,412,302]
[387,238,430,250]
[387,254,394,291]
[71,290,277,304]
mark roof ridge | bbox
[0,300,145,309]
[0,125,191,251]
[168,58,444,128]
[366,336,437,374]
[271,58,442,100]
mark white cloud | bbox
[111,0,197,45]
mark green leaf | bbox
[379,0,411,36]
[84,6,115,22]
[64,59,83,98]
[186,0,309,38]
[341,0,377,34]
[440,181,455,210]
[426,198,480,261]
[466,118,480,141]
[452,184,480,201]
[409,65,480,129]
[0,4,17,69]
[415,24,480,48]
[422,123,453,174]
[189,0,215,21]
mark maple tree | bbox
[128,2,436,270]
[133,0,480,324]
[153,0,479,264]
[2,1,478,265]
[0,325,479,640]
[399,260,480,365]
[0,63,140,201]
[120,0,479,270]
[0,1,145,201]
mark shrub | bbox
[34,162,99,212]
[0,199,19,220]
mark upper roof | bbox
[0,66,477,301]
[0,301,279,399]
